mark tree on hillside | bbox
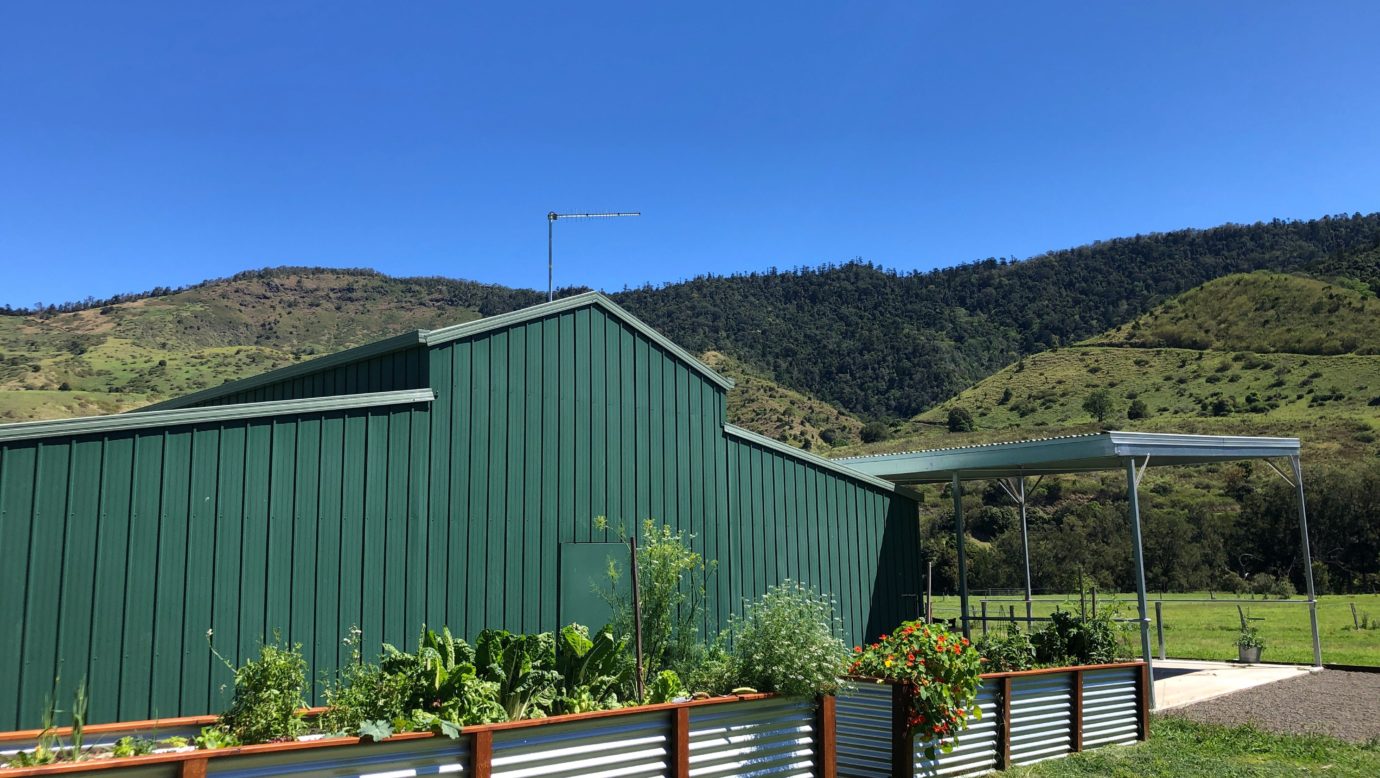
[947,407,974,433]
[1082,389,1113,424]
[1127,398,1149,420]
[860,421,889,443]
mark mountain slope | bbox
[5,213,1380,429]
[614,213,1380,418]
[837,272,1380,464]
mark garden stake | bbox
[630,534,645,703]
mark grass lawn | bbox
[929,592,1380,666]
[1006,717,1380,777]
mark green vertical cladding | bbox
[0,296,919,730]
[187,345,428,407]
[426,302,920,648]
[0,400,429,730]
[722,434,920,648]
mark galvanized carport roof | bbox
[835,431,1301,484]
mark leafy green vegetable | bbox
[553,624,630,714]
[475,629,561,721]
[647,670,685,704]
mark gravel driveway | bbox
[1168,669,1380,743]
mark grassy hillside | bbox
[1091,272,1380,354]
[6,213,1380,433]
[834,271,1380,599]
[839,273,1380,464]
[700,350,864,449]
[0,268,548,420]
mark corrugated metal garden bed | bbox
[838,662,1148,778]
[0,693,833,778]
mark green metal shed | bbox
[0,292,920,729]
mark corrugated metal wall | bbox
[191,346,427,407]
[0,403,430,731]
[725,435,919,646]
[0,299,919,729]
[426,304,919,647]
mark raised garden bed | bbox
[837,662,1148,778]
[0,694,837,778]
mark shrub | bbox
[1031,610,1120,666]
[946,408,974,433]
[861,421,891,442]
[850,621,983,759]
[726,580,849,698]
[1236,625,1265,651]
[974,629,1035,672]
[605,520,711,693]
[212,635,307,744]
[1127,398,1149,420]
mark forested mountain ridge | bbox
[4,213,1380,431]
[614,213,1380,418]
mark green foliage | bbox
[213,635,308,744]
[947,407,974,433]
[647,670,686,704]
[475,629,561,721]
[322,626,505,736]
[194,725,240,750]
[552,623,630,714]
[358,720,394,742]
[1236,624,1266,650]
[724,580,849,698]
[606,520,711,692]
[975,629,1036,672]
[860,420,890,443]
[681,643,737,696]
[111,736,154,758]
[1081,389,1113,423]
[1127,397,1149,419]
[1031,610,1122,666]
[850,621,983,759]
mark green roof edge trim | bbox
[722,423,898,492]
[0,389,436,444]
[423,292,736,390]
[134,330,430,412]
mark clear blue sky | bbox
[3,2,1379,308]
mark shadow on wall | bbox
[865,498,923,641]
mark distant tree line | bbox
[919,463,1380,597]
[613,213,1380,419]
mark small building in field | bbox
[0,292,920,729]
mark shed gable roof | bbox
[136,291,733,412]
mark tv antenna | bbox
[547,211,640,301]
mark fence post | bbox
[892,683,915,778]
[1138,663,1151,739]
[981,601,988,636]
[999,676,1013,769]
[1155,601,1165,660]
[1352,603,1360,629]
[180,759,208,778]
[672,706,690,778]
[816,695,837,778]
[472,730,493,778]
[1072,668,1084,752]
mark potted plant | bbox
[1236,625,1264,663]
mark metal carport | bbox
[838,431,1320,708]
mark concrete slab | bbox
[1152,658,1320,710]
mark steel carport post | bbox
[997,474,1038,629]
[1125,457,1154,709]
[954,472,971,638]
[1291,455,1323,667]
